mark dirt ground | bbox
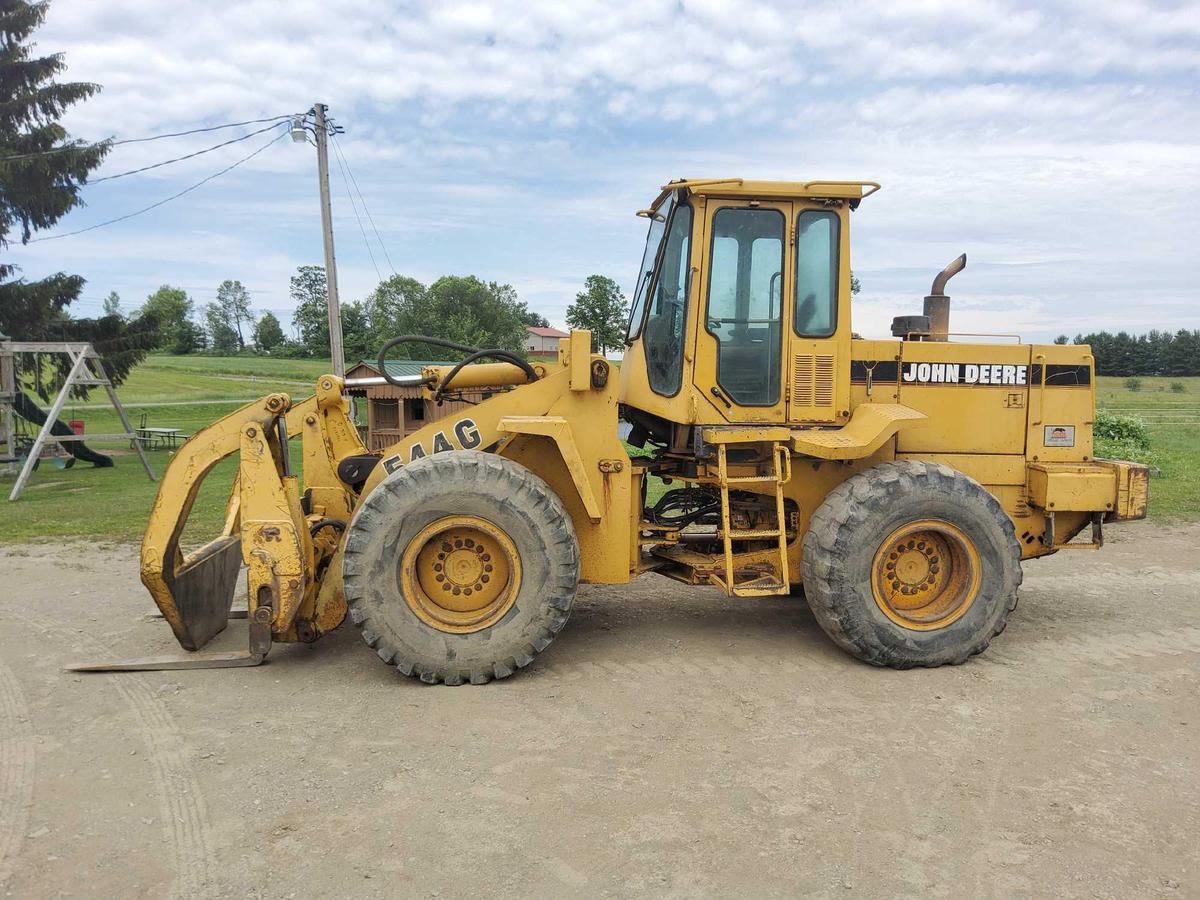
[1,522,1198,899]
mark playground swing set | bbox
[0,338,155,502]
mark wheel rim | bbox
[870,519,981,630]
[400,515,521,633]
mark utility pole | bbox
[313,103,345,376]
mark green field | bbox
[1,357,1196,544]
[1095,375,1200,520]
[93,353,333,403]
[0,353,336,543]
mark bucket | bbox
[69,419,85,435]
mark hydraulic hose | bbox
[376,334,539,400]
[309,518,346,538]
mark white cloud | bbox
[4,0,1197,341]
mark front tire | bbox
[801,460,1021,668]
[343,450,579,684]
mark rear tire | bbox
[801,460,1021,668]
[343,450,579,684]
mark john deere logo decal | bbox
[902,362,1028,386]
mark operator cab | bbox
[618,178,879,440]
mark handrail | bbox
[643,178,881,213]
[1033,353,1047,426]
[801,180,882,199]
[900,331,1023,344]
[658,177,745,192]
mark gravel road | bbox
[1,521,1197,898]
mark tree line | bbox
[1054,330,1200,378]
[104,269,631,361]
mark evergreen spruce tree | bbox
[0,0,160,392]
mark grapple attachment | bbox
[67,385,361,673]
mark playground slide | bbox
[11,388,114,467]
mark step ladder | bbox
[711,441,792,597]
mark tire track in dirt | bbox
[0,656,34,893]
[536,621,1200,688]
[987,624,1200,669]
[10,611,216,899]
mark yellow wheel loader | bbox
[72,178,1148,682]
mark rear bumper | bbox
[1025,459,1148,521]
[1098,458,1150,522]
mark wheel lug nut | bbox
[441,541,452,552]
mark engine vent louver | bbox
[793,354,834,407]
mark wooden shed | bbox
[344,360,488,452]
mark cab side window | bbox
[794,211,839,338]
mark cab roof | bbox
[642,178,880,215]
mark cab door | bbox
[695,199,791,423]
[787,206,850,424]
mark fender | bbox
[789,402,926,461]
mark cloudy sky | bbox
[10,0,1200,341]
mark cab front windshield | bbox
[625,192,676,342]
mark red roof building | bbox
[525,325,569,354]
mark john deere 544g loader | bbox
[74,179,1148,682]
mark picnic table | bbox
[135,426,186,450]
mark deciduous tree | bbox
[139,285,194,351]
[102,290,121,317]
[216,279,252,349]
[253,311,284,352]
[366,274,530,358]
[290,265,330,356]
[566,275,627,355]
[204,301,239,352]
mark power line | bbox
[329,135,382,283]
[87,121,287,183]
[331,132,397,275]
[0,113,303,163]
[27,129,290,243]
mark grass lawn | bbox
[0,359,1195,544]
[0,352,333,544]
[91,353,332,404]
